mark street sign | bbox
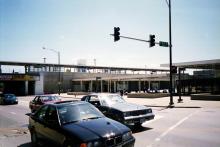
[159,41,169,47]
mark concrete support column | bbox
[138,79,141,93]
[158,81,161,90]
[148,80,151,90]
[123,81,126,90]
[80,80,83,92]
[110,80,112,93]
[101,80,103,93]
[107,80,110,93]
[25,81,28,95]
[90,80,93,92]
[114,81,116,93]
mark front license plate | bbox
[140,118,145,123]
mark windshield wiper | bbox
[63,120,79,125]
[83,116,102,120]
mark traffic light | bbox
[171,66,177,74]
[149,34,155,47]
[114,27,120,42]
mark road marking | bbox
[10,112,16,115]
[147,110,200,147]
[18,100,29,107]
[142,115,164,125]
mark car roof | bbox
[88,93,120,96]
[2,93,15,96]
[35,95,58,97]
[48,100,87,107]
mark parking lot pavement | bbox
[19,93,220,111]
[58,93,220,109]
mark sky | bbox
[0,0,220,70]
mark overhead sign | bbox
[159,41,169,47]
[0,75,39,81]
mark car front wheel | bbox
[134,122,143,128]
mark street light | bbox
[42,47,61,95]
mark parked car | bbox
[27,101,135,147]
[29,95,61,112]
[81,93,155,127]
[0,93,18,105]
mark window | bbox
[89,96,100,106]
[35,105,48,121]
[46,106,59,125]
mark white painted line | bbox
[18,100,29,106]
[10,112,16,115]
[142,115,164,125]
[146,110,200,147]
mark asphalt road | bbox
[0,96,220,147]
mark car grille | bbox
[105,136,122,146]
[130,110,147,116]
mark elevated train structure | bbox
[0,61,170,95]
[0,59,219,97]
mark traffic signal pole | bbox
[168,0,174,106]
[111,0,174,106]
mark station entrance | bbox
[0,74,38,96]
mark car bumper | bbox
[124,113,155,125]
[4,100,18,104]
[116,137,135,147]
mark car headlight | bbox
[82,140,102,147]
[124,112,130,117]
[122,131,132,141]
[148,109,152,113]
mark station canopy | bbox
[160,59,220,70]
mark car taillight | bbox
[80,143,87,147]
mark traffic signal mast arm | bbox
[110,34,169,47]
[111,34,158,44]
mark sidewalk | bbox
[58,93,220,109]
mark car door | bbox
[31,105,49,140]
[43,105,65,145]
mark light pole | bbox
[42,47,61,95]
[42,57,46,63]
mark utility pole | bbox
[43,47,61,95]
[42,57,46,63]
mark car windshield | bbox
[4,94,16,99]
[101,94,126,105]
[58,103,104,125]
[41,96,60,102]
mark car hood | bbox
[62,117,129,142]
[110,102,148,112]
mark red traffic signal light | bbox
[149,34,155,47]
[114,27,120,42]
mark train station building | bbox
[0,59,219,96]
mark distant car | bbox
[27,101,135,147]
[81,93,155,127]
[0,93,18,105]
[29,95,61,112]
